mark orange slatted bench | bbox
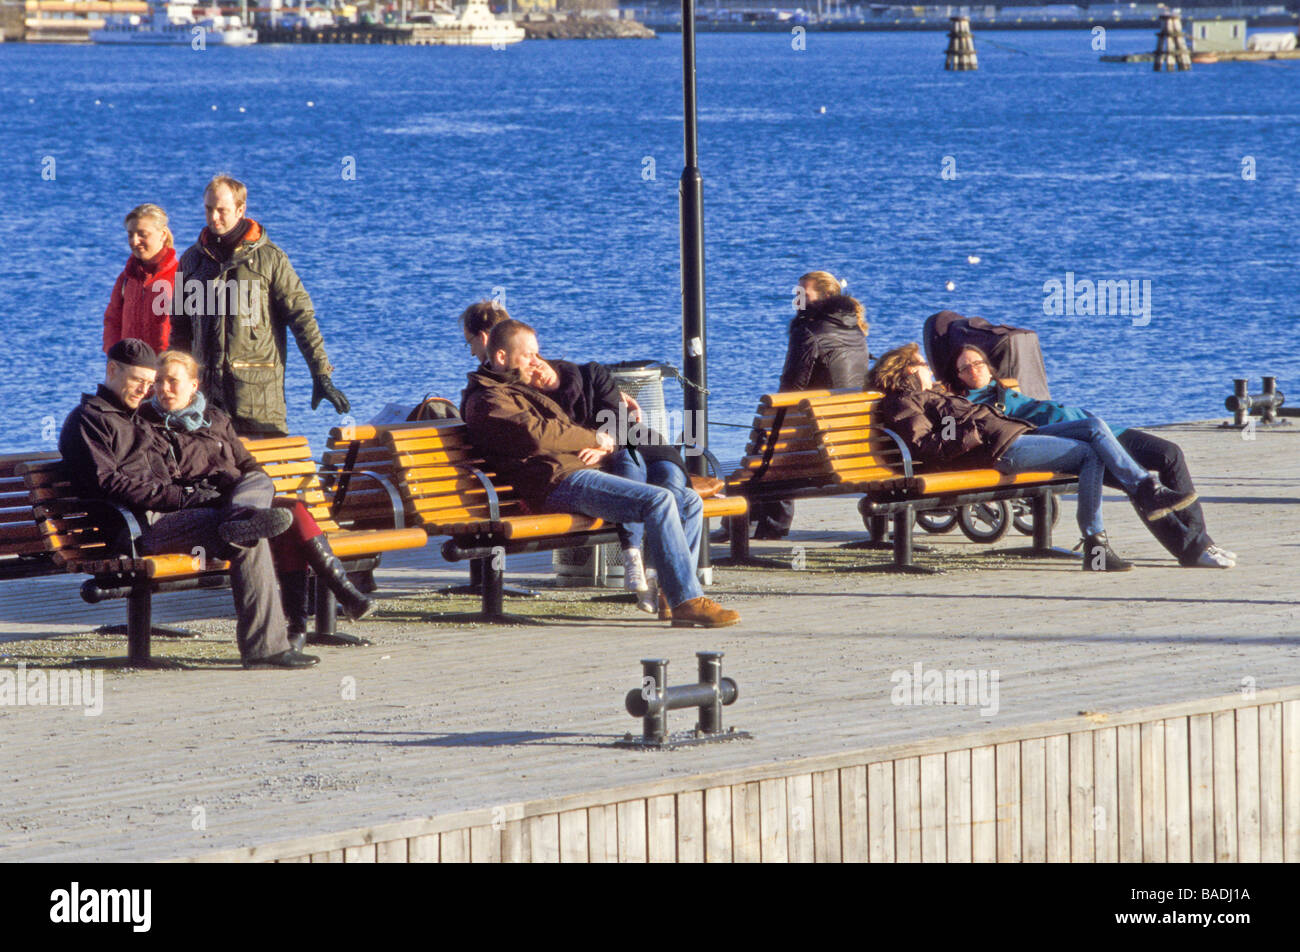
[377,421,746,619]
[725,389,1077,570]
[17,436,425,667]
[0,451,66,582]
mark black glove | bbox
[311,374,350,414]
[180,483,224,509]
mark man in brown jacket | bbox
[462,320,739,628]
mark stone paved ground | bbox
[0,421,1296,861]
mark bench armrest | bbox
[318,468,406,530]
[53,497,144,560]
[869,426,914,478]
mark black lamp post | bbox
[679,0,707,480]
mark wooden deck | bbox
[1,420,1298,862]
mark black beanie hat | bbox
[106,338,157,370]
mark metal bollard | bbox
[618,651,750,749]
[1224,377,1287,427]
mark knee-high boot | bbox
[302,536,374,621]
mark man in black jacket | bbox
[58,339,317,668]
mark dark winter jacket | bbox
[546,360,687,472]
[778,294,870,392]
[876,376,1033,469]
[173,219,334,437]
[139,402,263,490]
[461,365,602,511]
[59,385,188,514]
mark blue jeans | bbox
[1032,415,1151,493]
[545,468,704,607]
[995,435,1107,536]
[603,449,698,557]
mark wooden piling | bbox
[1154,12,1192,71]
[945,16,978,71]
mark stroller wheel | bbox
[1012,496,1060,536]
[916,509,958,534]
[957,502,1011,543]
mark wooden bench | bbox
[726,389,1079,570]
[371,421,747,619]
[16,436,426,667]
[1,452,64,582]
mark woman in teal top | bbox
[950,344,1235,569]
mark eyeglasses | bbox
[955,359,987,374]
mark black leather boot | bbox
[1080,533,1133,572]
[279,569,310,653]
[302,536,374,621]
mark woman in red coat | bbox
[102,203,178,354]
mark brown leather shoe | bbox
[658,590,672,621]
[671,596,740,628]
[689,475,726,499]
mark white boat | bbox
[408,0,526,46]
[92,0,258,46]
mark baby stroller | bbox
[909,311,1057,542]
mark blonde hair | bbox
[124,203,174,250]
[798,270,868,336]
[204,172,247,209]
[156,350,202,383]
[799,270,843,300]
[867,342,922,393]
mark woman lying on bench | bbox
[868,343,1196,572]
[947,344,1234,569]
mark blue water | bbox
[2,31,1298,462]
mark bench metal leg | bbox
[123,587,184,669]
[729,513,750,562]
[437,554,538,600]
[127,587,152,667]
[1000,490,1078,561]
[893,510,913,567]
[308,578,373,648]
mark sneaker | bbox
[218,508,294,548]
[1207,544,1238,562]
[1195,547,1235,568]
[1132,477,1197,523]
[670,596,741,628]
[622,548,648,593]
[636,567,658,614]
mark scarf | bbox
[151,391,212,432]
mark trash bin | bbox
[551,360,675,587]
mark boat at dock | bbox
[91,0,258,45]
[406,0,525,46]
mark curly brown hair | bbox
[867,342,923,393]
[459,299,510,338]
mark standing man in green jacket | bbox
[172,173,350,437]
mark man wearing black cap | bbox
[58,339,318,668]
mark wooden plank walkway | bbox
[0,420,1297,861]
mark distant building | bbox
[1,0,26,39]
[1188,17,1246,51]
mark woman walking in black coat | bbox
[751,271,870,539]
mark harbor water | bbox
[1,29,1298,462]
